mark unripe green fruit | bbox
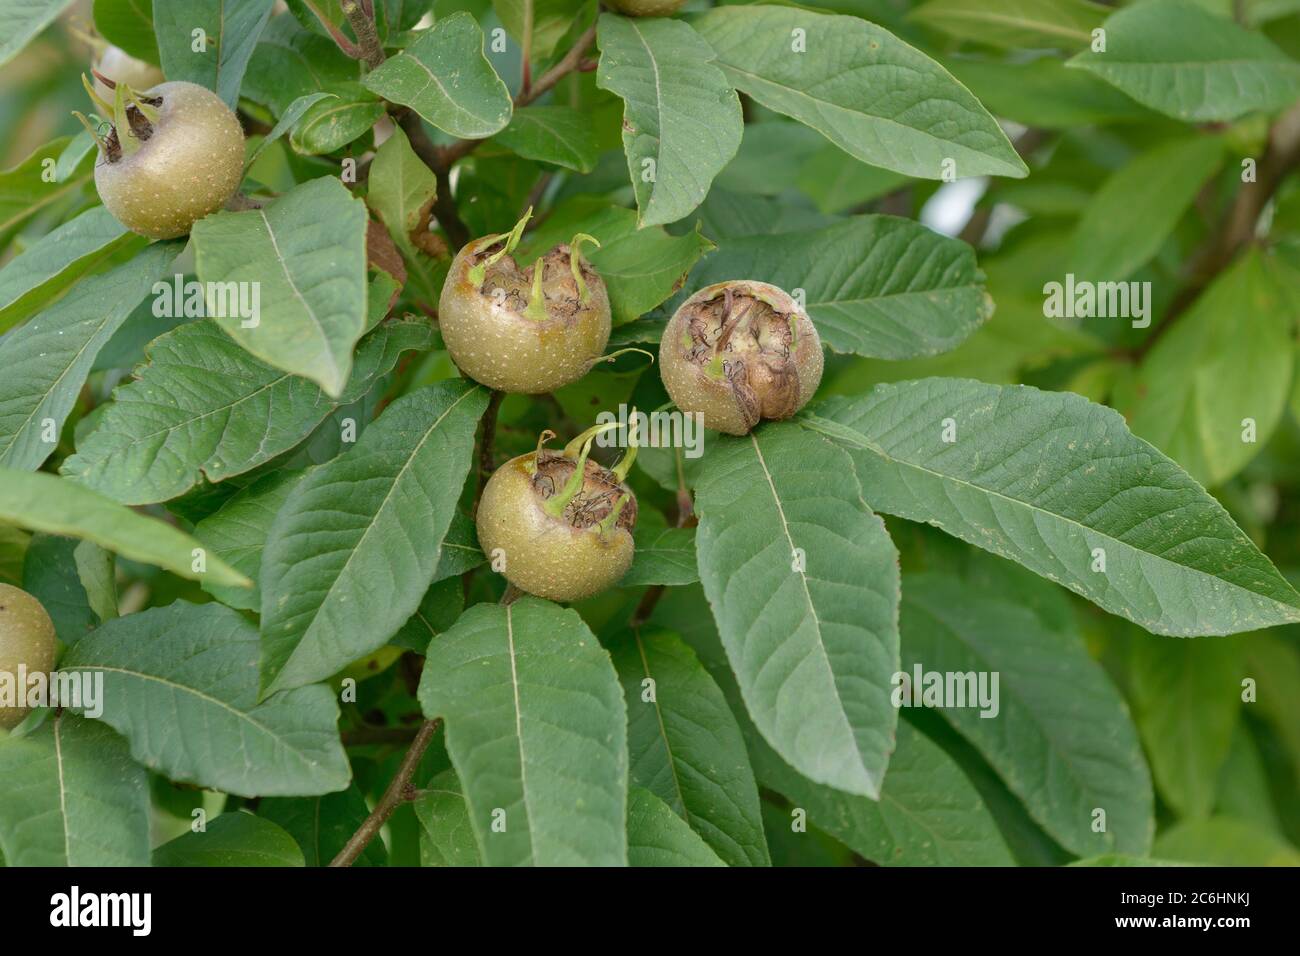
[0,584,57,731]
[93,46,164,102]
[438,228,611,394]
[605,0,688,15]
[660,280,823,435]
[94,81,245,240]
[477,449,637,603]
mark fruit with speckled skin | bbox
[604,0,687,15]
[660,280,823,435]
[438,232,611,394]
[477,449,636,602]
[94,81,245,240]
[0,584,57,730]
[93,46,163,102]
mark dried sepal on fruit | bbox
[476,422,639,603]
[77,77,245,240]
[0,584,57,731]
[659,279,824,435]
[438,210,613,394]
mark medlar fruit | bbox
[659,279,823,435]
[438,211,612,394]
[0,584,57,731]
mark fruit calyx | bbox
[682,284,803,429]
[530,423,638,535]
[465,209,604,323]
[75,75,162,163]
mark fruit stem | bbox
[583,346,655,374]
[523,257,549,321]
[568,233,600,304]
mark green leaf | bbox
[491,0,586,63]
[259,380,487,694]
[0,0,76,67]
[1067,0,1300,122]
[610,629,769,866]
[193,470,307,611]
[0,521,29,586]
[241,13,359,117]
[900,560,1153,856]
[694,6,1027,180]
[694,423,900,798]
[392,577,465,653]
[0,713,149,866]
[0,206,140,334]
[1069,854,1189,867]
[94,0,159,66]
[245,91,336,169]
[683,215,991,360]
[908,0,1106,50]
[414,769,482,867]
[494,105,600,174]
[1069,136,1224,281]
[22,534,103,644]
[1113,251,1296,488]
[0,242,178,471]
[622,523,698,587]
[61,601,350,797]
[287,82,384,155]
[153,812,305,866]
[756,718,1013,865]
[596,14,743,227]
[946,57,1157,130]
[518,200,714,326]
[1129,634,1243,819]
[0,468,250,587]
[191,177,369,397]
[62,317,432,505]
[0,138,95,244]
[362,12,513,138]
[260,784,387,866]
[418,598,629,866]
[154,0,274,107]
[1152,816,1300,866]
[366,122,437,254]
[627,786,727,867]
[810,378,1300,635]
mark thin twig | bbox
[341,0,385,69]
[302,0,362,58]
[342,725,423,746]
[330,719,442,867]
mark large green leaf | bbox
[153,812,305,866]
[191,177,369,397]
[1153,816,1300,866]
[414,769,483,867]
[362,12,512,138]
[0,138,95,244]
[755,718,1013,865]
[694,423,900,798]
[259,784,387,866]
[62,318,432,505]
[946,57,1157,129]
[21,534,111,645]
[259,380,487,694]
[596,13,743,227]
[908,0,1106,50]
[94,0,159,65]
[610,629,769,866]
[241,13,359,117]
[491,0,586,63]
[367,123,438,252]
[694,7,1026,180]
[0,468,249,587]
[0,713,148,866]
[683,215,991,360]
[154,0,274,106]
[1068,0,1300,122]
[288,82,385,155]
[1129,634,1243,819]
[0,242,178,471]
[0,0,76,66]
[622,523,698,587]
[61,601,350,797]
[244,91,336,169]
[627,786,727,867]
[1068,136,1224,281]
[0,206,139,333]
[418,598,629,867]
[900,560,1153,856]
[1113,251,1296,488]
[494,106,600,174]
[809,379,1300,635]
